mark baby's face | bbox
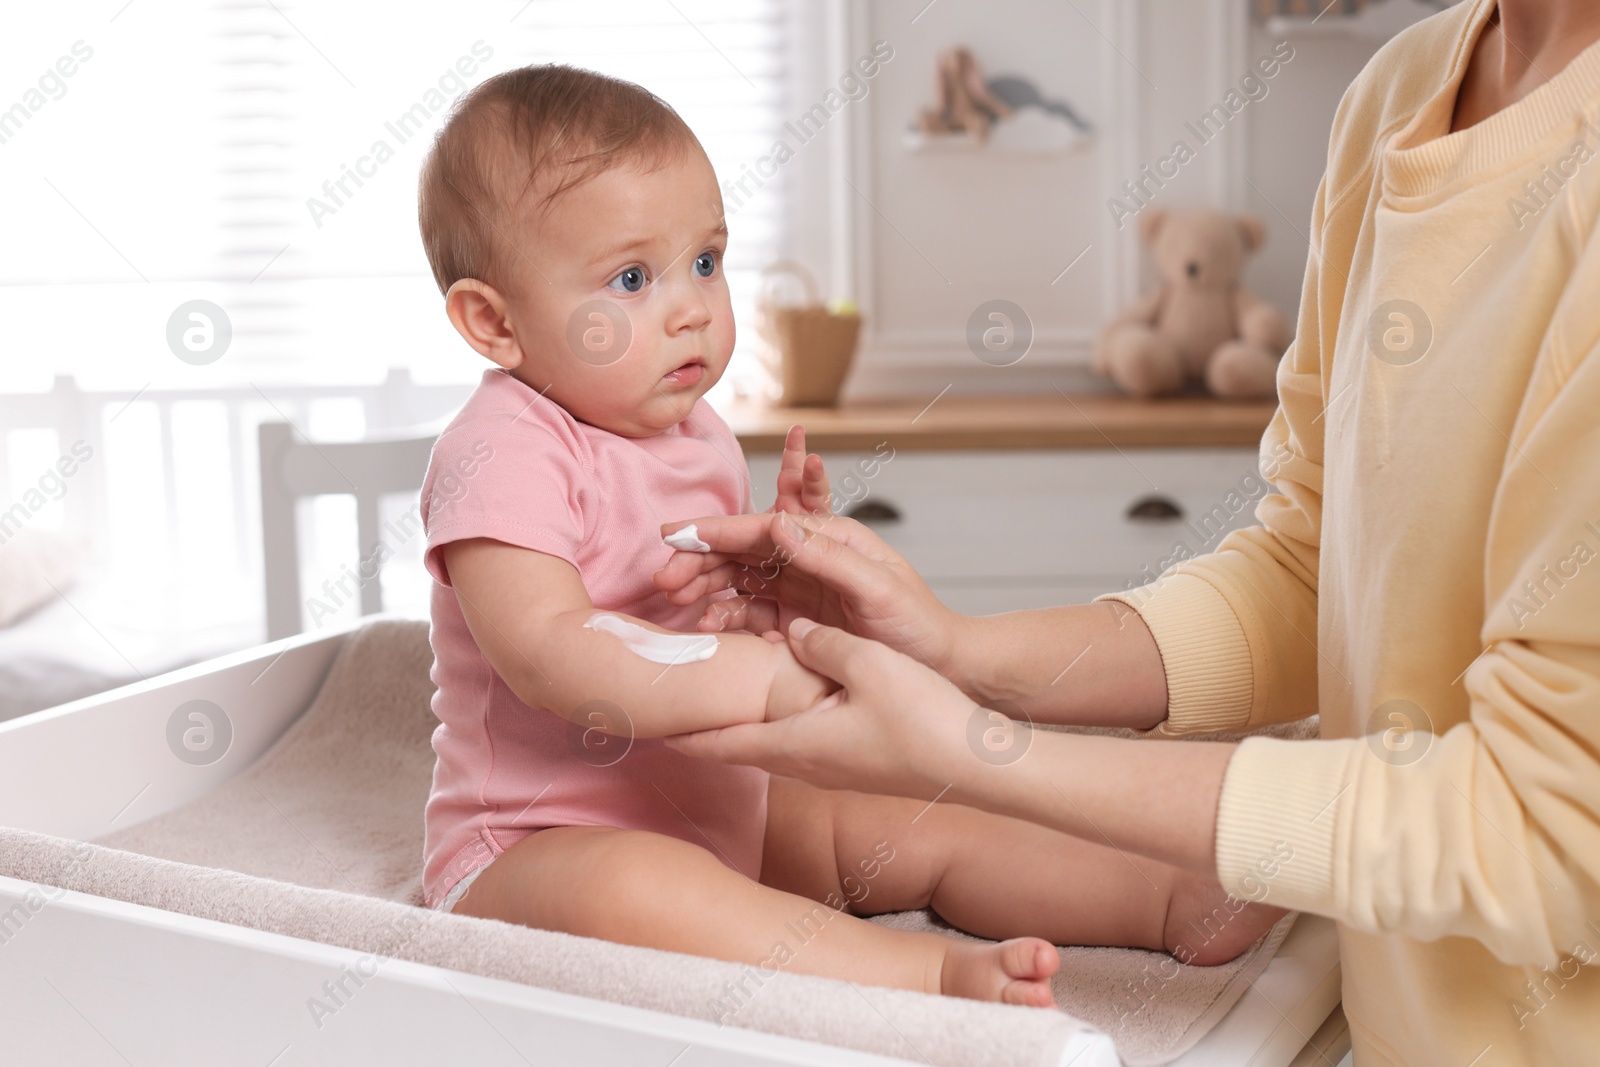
[499,149,733,437]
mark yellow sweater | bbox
[1102,1,1600,1062]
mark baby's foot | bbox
[940,936,1059,1008]
[1163,869,1289,967]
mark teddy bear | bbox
[1093,208,1290,399]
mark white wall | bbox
[800,0,1443,399]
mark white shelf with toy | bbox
[904,46,1092,155]
[902,109,1090,154]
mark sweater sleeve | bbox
[1218,322,1600,966]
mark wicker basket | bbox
[752,259,862,408]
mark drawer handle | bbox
[1126,495,1184,522]
[844,500,902,524]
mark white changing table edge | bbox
[0,874,928,1067]
[0,619,1341,1066]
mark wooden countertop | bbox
[725,392,1278,452]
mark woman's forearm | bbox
[944,606,1229,876]
[664,618,1232,878]
[947,600,1171,730]
[950,728,1235,878]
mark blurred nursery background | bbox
[0,0,1453,719]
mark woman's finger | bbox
[664,510,884,564]
[784,616,885,689]
[664,720,792,767]
[769,513,888,597]
[659,513,782,560]
[776,509,898,559]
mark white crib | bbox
[0,371,472,720]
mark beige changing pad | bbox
[60,619,1309,1066]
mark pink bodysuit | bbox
[418,368,768,909]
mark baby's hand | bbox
[765,638,838,722]
[769,425,832,517]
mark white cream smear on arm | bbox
[662,524,711,552]
[582,613,718,664]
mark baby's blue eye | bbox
[694,252,717,278]
[608,267,646,293]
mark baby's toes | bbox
[998,938,1059,1008]
[1001,978,1057,1009]
[1001,937,1060,982]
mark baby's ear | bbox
[445,279,521,370]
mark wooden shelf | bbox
[725,392,1278,453]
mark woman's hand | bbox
[658,424,964,671]
[666,618,976,800]
[670,617,1233,879]
[655,508,966,678]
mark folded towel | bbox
[78,618,1307,1065]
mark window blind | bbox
[0,0,794,399]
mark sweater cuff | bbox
[1096,573,1253,734]
[1214,734,1360,914]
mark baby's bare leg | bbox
[452,824,1058,1007]
[763,778,1285,967]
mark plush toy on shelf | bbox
[1093,208,1290,399]
[916,47,1013,144]
[906,47,1092,152]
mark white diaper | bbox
[435,859,493,913]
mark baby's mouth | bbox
[662,356,706,387]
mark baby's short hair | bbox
[418,64,700,295]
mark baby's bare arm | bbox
[444,537,830,736]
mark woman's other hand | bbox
[666,618,974,800]
[655,510,966,677]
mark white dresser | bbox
[747,446,1270,616]
[732,393,1279,617]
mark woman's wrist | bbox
[941,609,999,703]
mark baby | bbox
[413,63,1282,1011]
